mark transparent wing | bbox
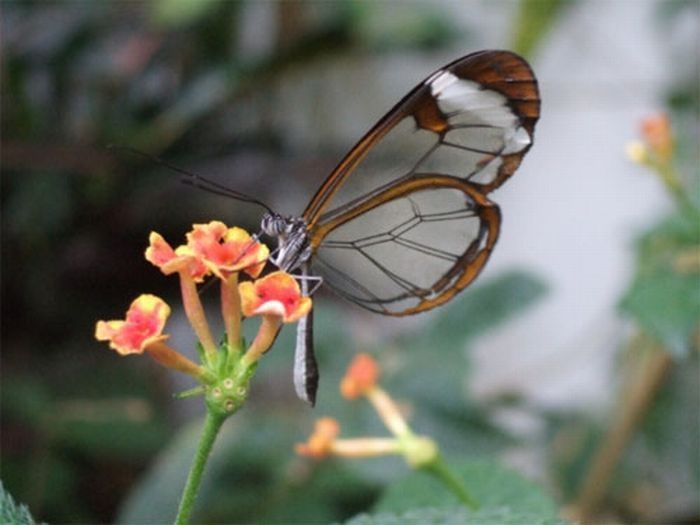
[305,50,540,315]
[310,177,500,315]
[303,50,540,226]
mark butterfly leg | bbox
[294,273,324,295]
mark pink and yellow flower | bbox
[340,353,379,400]
[145,232,208,282]
[295,418,340,458]
[239,271,312,323]
[238,271,312,364]
[184,221,269,280]
[95,294,170,355]
[95,294,206,378]
[641,113,673,162]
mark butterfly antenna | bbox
[107,144,274,213]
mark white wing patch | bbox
[427,69,531,152]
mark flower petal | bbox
[146,232,208,282]
[295,418,340,458]
[641,113,672,161]
[145,232,175,267]
[239,271,312,323]
[340,353,379,399]
[186,222,269,279]
[95,294,170,355]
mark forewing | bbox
[303,50,540,226]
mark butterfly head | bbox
[261,213,311,271]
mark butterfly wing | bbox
[304,50,540,315]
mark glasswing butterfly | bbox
[257,50,540,405]
[181,49,540,405]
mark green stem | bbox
[422,455,479,511]
[658,163,700,220]
[174,410,225,525]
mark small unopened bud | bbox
[625,141,648,165]
[295,418,340,458]
[340,353,379,399]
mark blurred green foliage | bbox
[511,0,572,58]
[620,209,700,356]
[151,0,223,29]
[347,506,562,525]
[545,349,700,521]
[368,460,564,525]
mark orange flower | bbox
[295,418,340,458]
[641,113,673,161]
[184,221,269,280]
[145,232,208,282]
[239,271,312,323]
[95,294,170,355]
[340,353,379,399]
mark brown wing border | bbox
[302,50,540,226]
[309,175,501,316]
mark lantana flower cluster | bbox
[624,113,691,209]
[297,353,437,467]
[625,113,674,168]
[295,353,478,509]
[95,221,311,415]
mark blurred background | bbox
[2,0,698,523]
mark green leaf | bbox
[620,210,700,357]
[0,482,42,525]
[150,0,221,29]
[348,459,565,524]
[346,506,564,525]
[620,271,699,355]
[511,0,573,58]
[353,3,463,51]
[374,459,560,518]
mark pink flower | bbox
[95,294,170,355]
[184,221,269,279]
[239,271,312,323]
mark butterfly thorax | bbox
[261,212,311,272]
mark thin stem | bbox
[146,340,212,381]
[658,163,699,218]
[175,410,225,525]
[422,454,479,510]
[242,315,282,366]
[573,336,672,523]
[330,437,402,458]
[221,273,242,356]
[367,387,410,437]
[179,272,217,364]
